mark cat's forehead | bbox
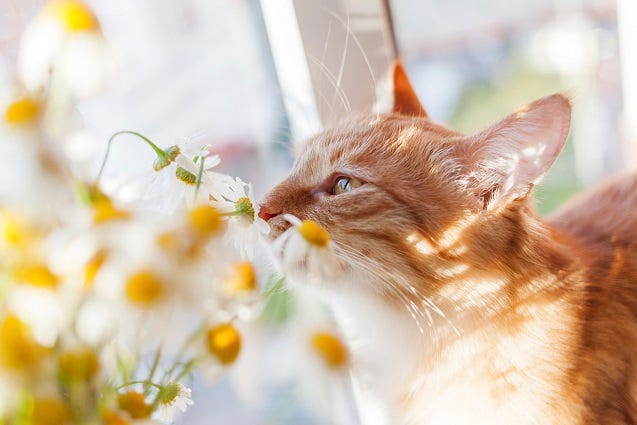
[290,115,460,185]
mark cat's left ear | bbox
[457,94,571,209]
[391,60,429,118]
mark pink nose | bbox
[258,204,280,222]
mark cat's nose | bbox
[258,204,280,222]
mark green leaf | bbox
[259,276,295,326]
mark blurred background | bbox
[0,0,633,423]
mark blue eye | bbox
[332,176,363,195]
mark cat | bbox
[258,61,637,425]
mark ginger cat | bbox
[259,62,637,425]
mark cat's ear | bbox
[457,94,571,209]
[392,60,429,118]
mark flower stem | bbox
[144,345,163,396]
[194,155,206,201]
[163,324,205,381]
[115,381,163,391]
[94,130,168,184]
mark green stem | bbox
[144,345,163,396]
[173,358,198,381]
[115,381,163,391]
[163,324,205,381]
[194,155,206,200]
[94,131,167,184]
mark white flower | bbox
[17,0,111,97]
[271,215,342,282]
[0,88,43,136]
[208,176,269,259]
[0,89,68,210]
[134,142,222,215]
[157,383,194,422]
[5,285,74,347]
[228,291,358,425]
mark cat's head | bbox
[259,62,571,300]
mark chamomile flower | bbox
[85,216,191,345]
[209,176,269,259]
[195,320,244,381]
[0,90,43,134]
[18,0,111,97]
[272,215,342,282]
[288,293,358,425]
[0,90,64,209]
[136,142,222,215]
[156,383,194,422]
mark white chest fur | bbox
[326,283,423,425]
[325,277,574,425]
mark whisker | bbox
[308,55,352,113]
[323,10,378,100]
[333,244,430,335]
[333,242,462,338]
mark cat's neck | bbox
[328,205,584,425]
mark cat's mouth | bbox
[263,214,292,241]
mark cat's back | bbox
[547,174,637,424]
[549,172,637,256]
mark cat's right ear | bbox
[391,60,429,118]
[456,94,572,210]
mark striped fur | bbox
[260,64,637,424]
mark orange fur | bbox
[260,63,637,424]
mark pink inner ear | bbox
[464,94,572,206]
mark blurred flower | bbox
[117,391,152,420]
[2,95,42,128]
[297,322,357,425]
[58,347,100,382]
[225,261,258,295]
[209,176,269,259]
[272,215,342,281]
[206,323,242,366]
[311,331,348,369]
[32,397,71,424]
[0,314,50,372]
[187,204,223,238]
[156,383,194,422]
[18,0,111,97]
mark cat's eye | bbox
[332,176,363,195]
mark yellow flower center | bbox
[13,263,60,289]
[206,323,241,365]
[32,397,71,425]
[92,198,131,224]
[124,270,164,307]
[226,261,256,293]
[0,314,48,371]
[46,0,99,32]
[311,331,348,369]
[59,348,99,381]
[102,410,131,425]
[156,231,179,250]
[117,391,151,419]
[84,249,107,288]
[4,97,41,125]
[234,197,255,221]
[0,210,32,247]
[189,205,222,236]
[297,220,330,247]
